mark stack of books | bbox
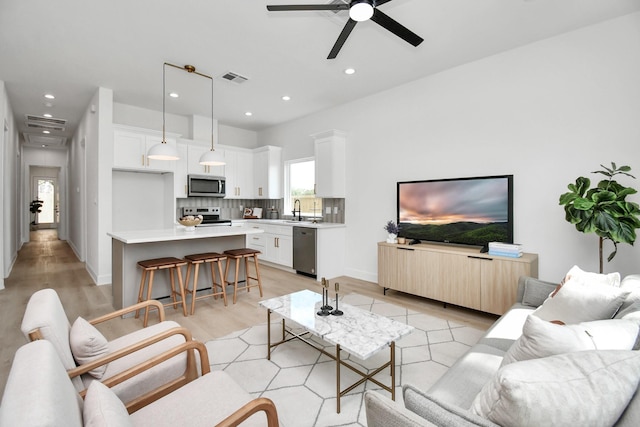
[488,242,523,258]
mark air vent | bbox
[221,71,249,84]
[25,115,67,131]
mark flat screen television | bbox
[397,175,513,249]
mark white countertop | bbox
[108,224,264,244]
[233,219,346,229]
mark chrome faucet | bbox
[292,199,301,221]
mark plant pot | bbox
[387,233,398,243]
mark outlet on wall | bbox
[325,207,331,214]
[333,207,339,214]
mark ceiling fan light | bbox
[199,149,226,166]
[349,0,374,22]
[147,141,180,160]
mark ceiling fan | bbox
[266,0,423,59]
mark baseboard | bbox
[343,267,377,284]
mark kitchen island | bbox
[108,225,264,310]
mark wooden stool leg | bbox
[190,263,200,315]
[215,259,228,306]
[253,254,264,297]
[175,264,188,317]
[143,270,155,327]
[135,269,148,320]
[231,257,240,304]
[208,261,218,300]
[244,256,251,293]
[168,267,179,310]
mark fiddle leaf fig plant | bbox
[559,162,640,273]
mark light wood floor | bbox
[0,229,497,398]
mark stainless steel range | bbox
[181,207,231,226]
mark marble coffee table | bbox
[259,289,414,413]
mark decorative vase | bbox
[387,233,398,243]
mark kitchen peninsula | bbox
[108,225,264,310]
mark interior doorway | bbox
[30,167,61,232]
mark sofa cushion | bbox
[520,277,558,308]
[501,315,639,366]
[427,344,506,410]
[533,279,629,324]
[563,265,621,287]
[471,350,640,427]
[70,317,109,379]
[478,305,534,352]
[83,381,133,427]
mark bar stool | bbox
[135,257,188,327]
[223,248,264,304]
[183,252,228,315]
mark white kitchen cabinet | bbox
[224,147,253,199]
[113,125,178,172]
[312,129,346,198]
[245,223,292,268]
[253,146,282,199]
[185,141,225,176]
[174,143,188,198]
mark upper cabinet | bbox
[224,147,254,199]
[113,125,179,173]
[312,130,346,198]
[184,141,225,177]
[253,146,282,199]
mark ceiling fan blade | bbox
[370,8,423,47]
[327,19,358,59]
[375,0,394,6]
[267,4,349,12]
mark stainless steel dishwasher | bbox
[293,226,317,278]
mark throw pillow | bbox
[619,275,640,312]
[69,317,109,379]
[533,279,629,324]
[83,381,133,427]
[563,265,621,287]
[471,350,640,427]
[501,315,639,366]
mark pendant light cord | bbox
[162,62,167,144]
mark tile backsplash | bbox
[176,198,345,223]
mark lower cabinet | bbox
[378,242,538,315]
[246,224,293,268]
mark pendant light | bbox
[199,68,225,166]
[147,62,180,160]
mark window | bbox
[285,158,322,218]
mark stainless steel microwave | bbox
[187,175,226,197]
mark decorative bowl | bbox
[178,215,202,230]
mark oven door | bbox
[188,175,226,197]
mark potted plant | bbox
[559,162,640,273]
[384,220,400,243]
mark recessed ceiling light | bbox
[169,92,179,98]
[44,93,55,99]
[245,111,253,117]
[42,144,46,148]
[282,95,291,101]
[344,68,356,75]
[42,130,50,134]
[43,113,53,118]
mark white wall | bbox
[68,87,113,285]
[0,80,20,287]
[259,12,640,282]
[220,124,258,149]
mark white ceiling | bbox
[1,0,639,147]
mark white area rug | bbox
[205,294,486,427]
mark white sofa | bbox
[365,274,640,427]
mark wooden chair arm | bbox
[216,397,280,427]
[67,326,194,379]
[89,300,165,325]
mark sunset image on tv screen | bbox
[398,177,512,245]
